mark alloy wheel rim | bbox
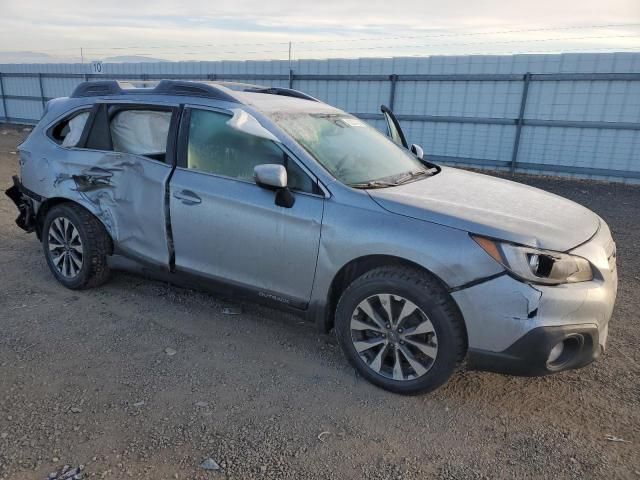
[350,293,438,381]
[48,217,83,278]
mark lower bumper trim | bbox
[467,324,601,377]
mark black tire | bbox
[42,203,111,289]
[335,266,466,395]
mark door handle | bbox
[173,190,202,205]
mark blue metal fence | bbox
[1,53,639,181]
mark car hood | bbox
[367,166,599,251]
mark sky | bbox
[0,0,638,63]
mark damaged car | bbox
[5,80,617,394]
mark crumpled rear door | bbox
[47,103,179,268]
[73,149,173,266]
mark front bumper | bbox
[467,324,602,376]
[453,221,617,376]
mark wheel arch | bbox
[318,254,467,344]
[36,197,114,255]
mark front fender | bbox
[309,200,504,329]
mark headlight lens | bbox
[472,235,593,285]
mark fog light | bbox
[547,341,565,364]
[546,335,583,369]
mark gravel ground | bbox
[1,125,639,479]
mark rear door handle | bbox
[173,190,202,205]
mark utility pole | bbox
[288,41,293,89]
[80,47,84,64]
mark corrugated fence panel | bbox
[3,76,40,96]
[5,98,41,122]
[407,122,516,164]
[395,81,522,117]
[42,76,85,99]
[526,80,640,123]
[297,80,390,114]
[1,52,639,181]
[518,127,640,171]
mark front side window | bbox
[269,112,430,187]
[186,108,316,193]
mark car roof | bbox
[232,90,342,114]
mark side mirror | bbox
[254,164,295,208]
[410,144,424,160]
[254,164,287,189]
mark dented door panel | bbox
[21,139,172,267]
[72,150,172,266]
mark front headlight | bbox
[472,235,593,285]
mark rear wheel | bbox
[42,203,111,289]
[335,266,466,395]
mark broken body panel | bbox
[8,80,618,378]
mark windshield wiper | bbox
[348,180,398,189]
[393,169,436,185]
[349,168,437,189]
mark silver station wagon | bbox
[6,80,617,394]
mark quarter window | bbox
[186,108,317,194]
[50,110,90,147]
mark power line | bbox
[295,34,640,53]
[399,45,640,58]
[1,45,638,64]
[293,23,640,44]
[69,34,638,58]
[4,22,639,54]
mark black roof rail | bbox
[69,80,319,104]
[242,86,319,102]
[70,79,239,103]
[153,80,238,102]
[71,81,124,97]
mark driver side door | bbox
[169,106,325,308]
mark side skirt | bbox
[107,254,310,315]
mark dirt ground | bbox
[0,125,639,480]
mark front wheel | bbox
[335,266,466,395]
[42,203,111,289]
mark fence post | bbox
[0,72,7,123]
[37,73,46,110]
[388,74,398,110]
[288,68,294,89]
[510,72,531,175]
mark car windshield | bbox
[270,112,433,187]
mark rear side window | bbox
[110,110,172,158]
[49,111,90,147]
[186,108,317,194]
[84,105,174,163]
